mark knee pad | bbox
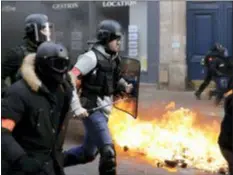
[63,148,98,167]
[99,145,117,175]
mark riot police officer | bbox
[1,41,85,175]
[195,43,229,100]
[1,13,54,96]
[63,20,133,175]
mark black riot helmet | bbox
[96,19,123,44]
[211,43,228,57]
[35,41,70,84]
[24,13,55,44]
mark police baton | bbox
[87,97,129,113]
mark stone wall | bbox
[159,1,187,90]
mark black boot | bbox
[63,149,97,167]
[63,152,78,167]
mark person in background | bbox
[2,13,54,96]
[195,43,229,103]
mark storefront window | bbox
[2,1,146,66]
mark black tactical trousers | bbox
[220,147,233,175]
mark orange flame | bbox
[108,102,228,173]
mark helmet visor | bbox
[47,57,70,73]
[34,22,55,42]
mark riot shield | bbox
[114,57,141,119]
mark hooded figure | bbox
[1,41,85,175]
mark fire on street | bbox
[108,102,228,174]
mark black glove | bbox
[14,155,43,173]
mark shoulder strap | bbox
[91,47,108,61]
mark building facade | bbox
[1,1,232,90]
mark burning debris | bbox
[109,102,228,173]
[164,160,178,168]
[218,167,229,175]
[123,146,129,152]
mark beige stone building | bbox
[128,1,232,90]
[159,1,187,90]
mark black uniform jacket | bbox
[1,38,37,95]
[2,53,76,175]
